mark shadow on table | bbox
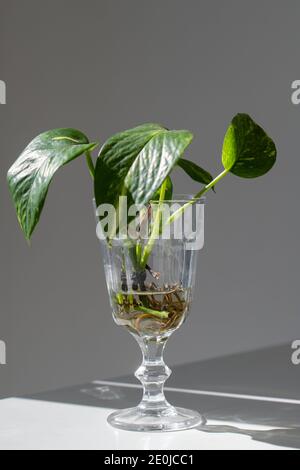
[198,424,300,450]
[27,343,300,449]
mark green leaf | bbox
[222,114,277,178]
[177,158,213,185]
[94,123,193,208]
[7,128,98,240]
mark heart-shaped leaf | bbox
[94,123,193,208]
[177,158,213,185]
[222,114,277,178]
[94,124,164,209]
[7,129,98,240]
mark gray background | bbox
[1,0,299,398]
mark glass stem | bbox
[134,335,172,412]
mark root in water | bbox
[113,283,191,336]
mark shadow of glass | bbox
[80,386,125,401]
[198,424,300,450]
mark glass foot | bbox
[107,406,206,432]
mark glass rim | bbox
[93,195,206,205]
[150,194,206,204]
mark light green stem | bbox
[140,179,168,268]
[86,150,95,179]
[166,168,229,226]
[136,306,169,319]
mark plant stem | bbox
[135,306,169,319]
[136,241,142,265]
[140,178,168,268]
[116,292,124,304]
[86,150,95,179]
[166,168,229,226]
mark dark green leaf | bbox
[222,114,277,178]
[95,124,164,209]
[177,158,213,185]
[7,128,98,240]
[94,123,193,209]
